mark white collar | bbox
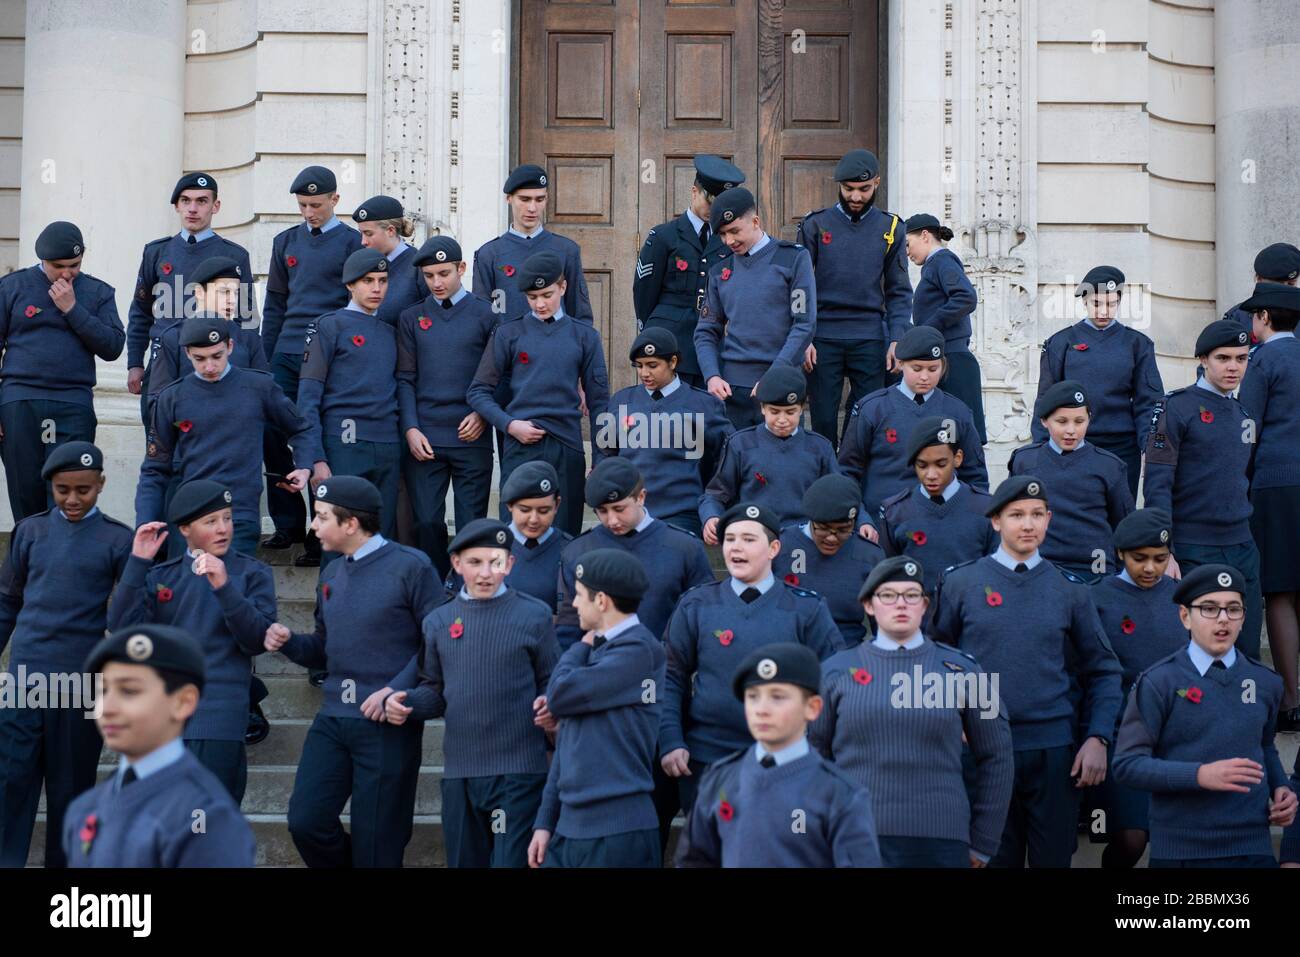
[685,207,706,235]
[1186,638,1237,676]
[647,376,682,399]
[897,381,934,403]
[754,736,810,767]
[1195,377,1234,399]
[508,224,545,240]
[743,233,771,257]
[992,547,1041,571]
[730,573,775,597]
[597,613,642,644]
[1048,437,1088,454]
[872,631,924,650]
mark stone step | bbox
[248,717,445,766]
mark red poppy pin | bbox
[1199,406,1214,424]
[721,267,732,281]
[851,667,872,686]
[352,335,365,348]
[1121,616,1136,635]
[322,584,331,600]
[156,584,174,603]
[676,259,689,271]
[754,471,767,486]
[624,415,636,428]
[984,585,1002,607]
[822,231,832,245]
[286,256,299,268]
[24,305,41,318]
[884,428,898,444]
[714,628,734,647]
[911,530,927,546]
[176,420,193,433]
[718,798,735,822]
[161,262,173,276]
[784,573,799,586]
[449,617,464,639]
[519,351,530,365]
[1073,343,1089,352]
[418,317,433,331]
[79,813,98,856]
[1176,686,1203,704]
[502,265,516,277]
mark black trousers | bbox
[1089,433,1141,501]
[441,773,547,868]
[722,389,763,432]
[267,351,308,535]
[0,399,97,522]
[405,444,494,581]
[498,434,586,537]
[0,701,102,868]
[939,351,987,445]
[991,744,1079,868]
[185,738,249,805]
[287,714,423,868]
[807,338,887,447]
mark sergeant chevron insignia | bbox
[635,259,653,278]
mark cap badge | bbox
[931,346,941,358]
[223,490,232,503]
[435,250,447,262]
[1216,572,1232,588]
[724,181,735,190]
[1238,332,1248,343]
[722,210,734,223]
[1106,280,1117,291]
[539,174,548,186]
[357,209,368,221]
[848,507,857,520]
[208,330,220,343]
[1026,481,1041,496]
[937,428,951,443]
[540,478,552,492]
[377,259,387,270]
[607,491,619,502]
[533,277,545,288]
[575,563,584,579]
[756,658,778,680]
[745,505,759,519]
[306,183,318,194]
[79,452,93,466]
[126,635,153,661]
[904,561,918,577]
[316,485,328,498]
[197,176,209,187]
[643,343,656,355]
[1074,391,1084,403]
[786,391,798,403]
[496,530,508,545]
[1159,529,1169,543]
[72,244,81,255]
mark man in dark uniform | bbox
[798,149,913,446]
[1223,242,1300,344]
[632,155,745,388]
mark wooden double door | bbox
[516,0,881,389]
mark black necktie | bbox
[1211,660,1227,670]
[699,223,710,246]
[740,587,761,604]
[651,389,664,401]
[121,766,138,789]
[592,634,606,650]
[914,394,926,406]
[524,537,539,550]
[441,297,454,310]
[1014,563,1028,573]
[310,227,322,237]
[624,528,638,538]
[541,316,554,324]
[759,754,776,769]
[930,494,945,505]
[186,234,196,245]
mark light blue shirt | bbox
[918,477,960,502]
[443,287,470,307]
[873,630,925,651]
[755,736,811,766]
[744,233,771,257]
[647,376,682,399]
[1186,638,1237,676]
[896,381,934,403]
[314,216,343,234]
[349,534,387,562]
[599,613,642,644]
[531,306,566,324]
[632,510,655,534]
[510,522,554,547]
[194,362,234,382]
[1118,568,1139,587]
[731,573,776,598]
[1263,330,1296,346]
[1047,437,1088,454]
[1083,317,1119,332]
[58,506,100,521]
[685,207,706,236]
[1195,377,1234,398]
[992,546,1042,571]
[764,423,800,438]
[387,241,413,263]
[345,300,374,315]
[116,737,185,793]
[834,202,866,223]
[178,227,216,244]
[508,224,545,240]
[459,583,508,601]
[923,245,943,264]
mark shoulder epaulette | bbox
[931,640,979,668]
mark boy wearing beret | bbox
[266,477,443,867]
[127,173,255,424]
[0,442,132,868]
[63,624,256,867]
[699,366,839,543]
[798,149,912,447]
[468,250,611,537]
[931,475,1122,867]
[297,249,403,554]
[604,327,733,536]
[108,480,277,803]
[812,559,1013,867]
[385,518,560,867]
[633,155,745,388]
[877,416,996,597]
[136,314,314,558]
[676,642,882,867]
[261,165,364,553]
[773,473,884,647]
[1114,564,1297,867]
[399,235,499,578]
[1143,318,1262,657]
[528,548,666,867]
[1223,242,1300,342]
[472,164,593,322]
[838,326,987,527]
[695,187,817,431]
[1035,265,1163,498]
[353,194,423,326]
[1009,381,1133,582]
[1087,508,1187,868]
[661,503,843,814]
[0,221,125,521]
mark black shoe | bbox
[245,703,270,745]
[293,547,321,568]
[262,530,302,550]
[1278,707,1300,734]
[308,670,327,688]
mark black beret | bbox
[905,213,942,234]
[289,165,337,195]
[1076,265,1125,297]
[502,461,560,504]
[1113,508,1172,552]
[858,556,927,603]
[413,235,463,267]
[1172,564,1245,605]
[341,248,390,285]
[353,194,404,223]
[1253,242,1300,282]
[448,517,512,553]
[314,475,382,515]
[693,155,745,196]
[35,221,84,261]
[84,623,206,692]
[834,149,879,182]
[709,187,756,234]
[718,502,781,537]
[168,479,233,526]
[1194,319,1251,356]
[895,325,945,361]
[585,457,642,507]
[1239,282,1300,314]
[731,642,821,699]
[905,416,962,466]
[985,474,1048,516]
[629,327,679,361]
[573,548,649,601]
[190,256,242,286]
[170,171,218,204]
[755,365,807,405]
[179,314,232,348]
[516,251,564,292]
[1034,379,1089,420]
[800,474,861,524]
[41,441,102,480]
[503,164,548,194]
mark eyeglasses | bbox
[874,590,926,606]
[811,522,854,538]
[1189,602,1245,620]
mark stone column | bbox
[1215,1,1300,314]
